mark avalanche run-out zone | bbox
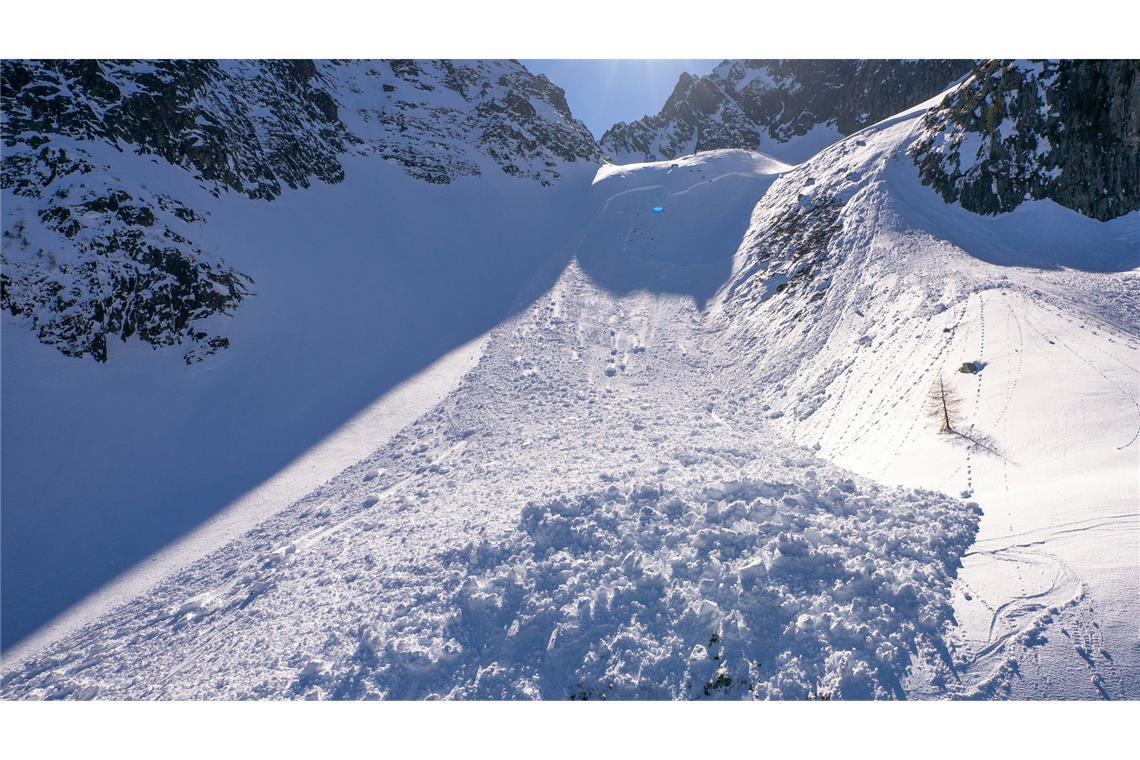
[2,86,1137,701]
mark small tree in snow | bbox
[927,375,963,434]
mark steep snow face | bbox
[578,150,792,307]
[600,60,973,165]
[0,59,601,363]
[911,60,1140,221]
[0,149,609,650]
[711,98,1140,698]
[0,157,981,697]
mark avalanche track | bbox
[2,106,1136,700]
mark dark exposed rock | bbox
[910,60,1140,221]
[2,188,251,364]
[1,60,350,200]
[601,60,974,163]
[725,193,846,310]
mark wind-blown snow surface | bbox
[3,94,1136,700]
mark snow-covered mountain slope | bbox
[0,151,982,699]
[1,62,1135,701]
[600,60,973,164]
[708,92,1139,698]
[332,59,602,185]
[1,59,601,363]
[0,59,602,649]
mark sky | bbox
[521,60,720,138]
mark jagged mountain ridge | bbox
[336,59,602,185]
[1,60,350,201]
[1,59,601,362]
[599,60,974,164]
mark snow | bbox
[2,74,1136,701]
[0,144,597,649]
[752,122,845,165]
[712,105,1140,698]
[1,332,488,666]
[0,250,979,699]
[594,149,790,184]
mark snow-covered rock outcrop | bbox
[910,59,1139,221]
[333,59,602,185]
[1,59,601,362]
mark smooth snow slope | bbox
[711,102,1140,698]
[0,150,982,699]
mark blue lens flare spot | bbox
[652,206,664,214]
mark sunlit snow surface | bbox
[2,96,1137,699]
[710,106,1139,699]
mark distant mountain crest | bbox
[600,59,974,164]
[333,59,602,185]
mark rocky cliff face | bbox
[1,59,346,362]
[333,60,602,185]
[1,60,351,200]
[910,59,1139,221]
[1,60,601,362]
[600,60,974,163]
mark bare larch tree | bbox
[927,374,963,434]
